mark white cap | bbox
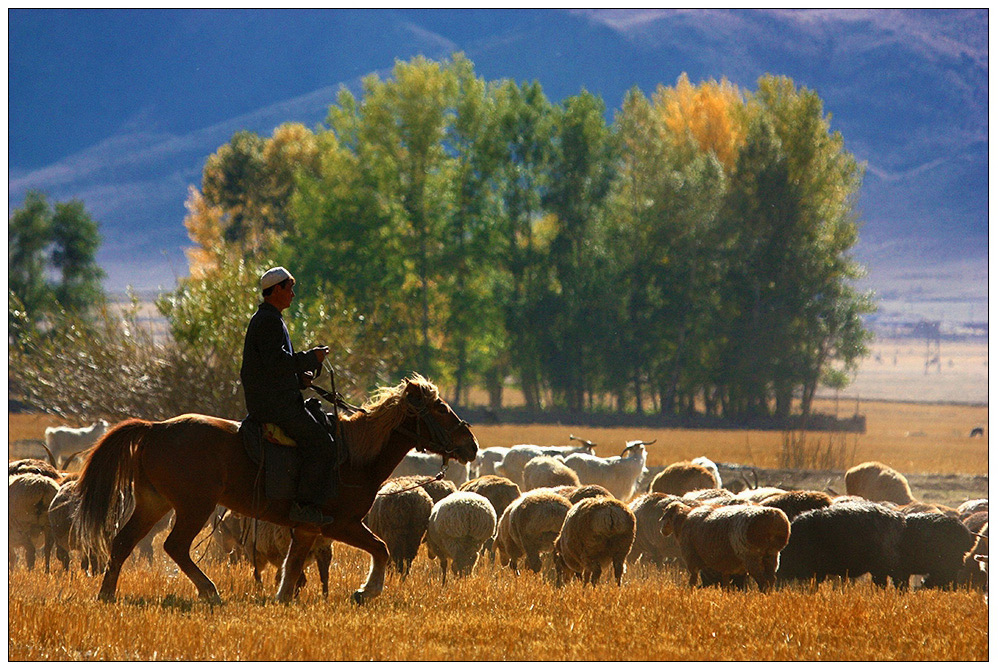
[260,267,293,290]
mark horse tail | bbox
[73,419,154,560]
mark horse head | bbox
[399,376,479,465]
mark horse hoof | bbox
[97,591,116,604]
[351,590,368,605]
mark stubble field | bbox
[7,386,990,661]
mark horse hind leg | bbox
[162,500,223,605]
[99,495,171,602]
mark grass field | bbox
[7,397,989,661]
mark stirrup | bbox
[289,502,335,526]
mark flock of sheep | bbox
[8,424,991,600]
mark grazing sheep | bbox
[896,512,975,589]
[553,497,636,586]
[661,501,790,592]
[899,501,960,518]
[391,451,469,487]
[691,456,722,489]
[734,487,787,503]
[966,521,989,592]
[424,492,497,584]
[523,455,581,490]
[459,475,521,559]
[682,488,739,505]
[627,493,682,568]
[49,478,103,574]
[566,485,614,504]
[495,489,573,574]
[562,441,651,502]
[958,499,988,519]
[777,500,905,587]
[495,436,596,488]
[367,479,435,579]
[760,490,833,522]
[389,475,457,503]
[963,510,989,535]
[473,447,511,478]
[650,461,717,496]
[845,461,915,505]
[44,419,109,468]
[219,511,333,596]
[9,473,60,571]
[8,458,62,480]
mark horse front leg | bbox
[328,522,389,605]
[276,529,318,604]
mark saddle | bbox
[238,398,339,502]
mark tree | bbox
[8,191,105,332]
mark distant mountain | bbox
[8,9,988,326]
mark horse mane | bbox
[342,375,440,467]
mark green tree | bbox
[8,191,105,332]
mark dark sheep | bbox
[567,484,614,504]
[761,490,833,521]
[896,512,975,589]
[367,479,435,578]
[777,501,905,587]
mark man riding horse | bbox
[240,266,337,526]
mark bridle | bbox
[392,392,471,461]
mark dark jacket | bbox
[240,302,320,422]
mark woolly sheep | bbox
[845,461,915,505]
[459,475,521,559]
[682,488,740,505]
[496,437,596,488]
[44,419,109,468]
[367,478,435,578]
[958,499,988,519]
[217,511,333,596]
[661,500,790,591]
[897,512,975,589]
[553,497,636,586]
[473,447,510,478]
[391,451,469,487]
[627,492,682,568]
[424,491,497,584]
[650,461,717,496]
[691,456,722,489]
[495,489,573,574]
[777,500,905,587]
[8,458,62,480]
[566,485,614,504]
[390,475,457,503]
[49,478,102,574]
[562,441,651,502]
[9,473,60,571]
[523,455,581,491]
[760,490,833,522]
[735,487,787,503]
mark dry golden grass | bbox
[8,546,988,661]
[8,400,989,661]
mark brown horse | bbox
[73,375,478,604]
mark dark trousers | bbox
[275,404,337,506]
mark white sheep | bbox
[561,440,652,502]
[44,419,109,468]
[458,475,522,560]
[495,436,596,488]
[424,491,497,584]
[627,492,683,568]
[495,489,573,574]
[691,456,722,489]
[553,496,636,586]
[522,455,581,491]
[472,446,510,478]
[367,478,435,578]
[9,473,60,571]
[391,451,469,487]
